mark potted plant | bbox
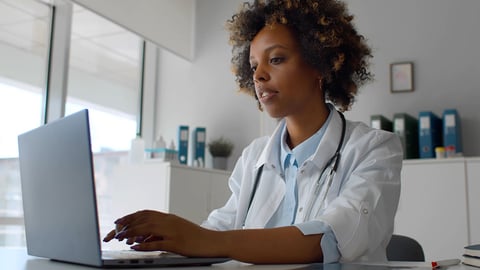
[208,137,234,170]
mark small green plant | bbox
[208,137,234,157]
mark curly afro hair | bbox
[227,0,373,111]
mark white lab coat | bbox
[202,110,403,262]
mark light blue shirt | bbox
[265,107,340,263]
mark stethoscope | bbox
[244,110,346,226]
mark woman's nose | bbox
[253,64,270,82]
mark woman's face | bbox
[249,24,324,119]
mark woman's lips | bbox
[256,87,278,103]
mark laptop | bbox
[17,109,230,268]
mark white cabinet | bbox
[105,161,231,224]
[395,158,480,261]
[467,158,480,244]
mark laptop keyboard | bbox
[102,250,182,259]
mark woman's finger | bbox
[115,210,166,227]
[131,240,166,251]
[126,236,148,245]
[115,223,162,241]
[103,229,116,242]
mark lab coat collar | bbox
[254,120,284,175]
[247,120,285,228]
[309,104,344,171]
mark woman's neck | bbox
[285,103,330,149]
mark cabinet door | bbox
[105,162,231,227]
[107,163,171,218]
[467,159,480,244]
[395,160,468,260]
[208,171,232,214]
[169,165,230,225]
[102,162,171,250]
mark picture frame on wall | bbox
[390,62,414,93]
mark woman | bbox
[104,0,403,264]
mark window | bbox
[0,0,52,246]
[66,4,142,153]
[0,1,146,248]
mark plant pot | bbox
[212,157,228,170]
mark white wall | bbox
[154,0,261,169]
[343,0,480,156]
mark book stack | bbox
[463,244,480,268]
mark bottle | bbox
[129,134,145,164]
[435,146,445,159]
[169,140,178,162]
[154,135,166,149]
[152,135,166,159]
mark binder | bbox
[393,113,419,159]
[443,109,462,154]
[178,125,189,164]
[418,111,442,159]
[370,115,393,132]
[193,127,206,166]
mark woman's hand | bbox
[103,210,224,258]
[103,210,323,263]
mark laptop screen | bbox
[18,110,103,266]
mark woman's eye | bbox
[270,57,284,65]
[250,66,257,72]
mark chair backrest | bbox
[386,234,425,261]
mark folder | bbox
[393,113,419,159]
[193,127,206,166]
[370,115,393,132]
[443,109,462,154]
[178,125,189,164]
[418,111,442,159]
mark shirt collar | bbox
[279,106,333,172]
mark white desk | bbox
[0,248,295,270]
[1,248,477,270]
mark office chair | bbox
[386,234,425,261]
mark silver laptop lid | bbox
[18,109,103,267]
